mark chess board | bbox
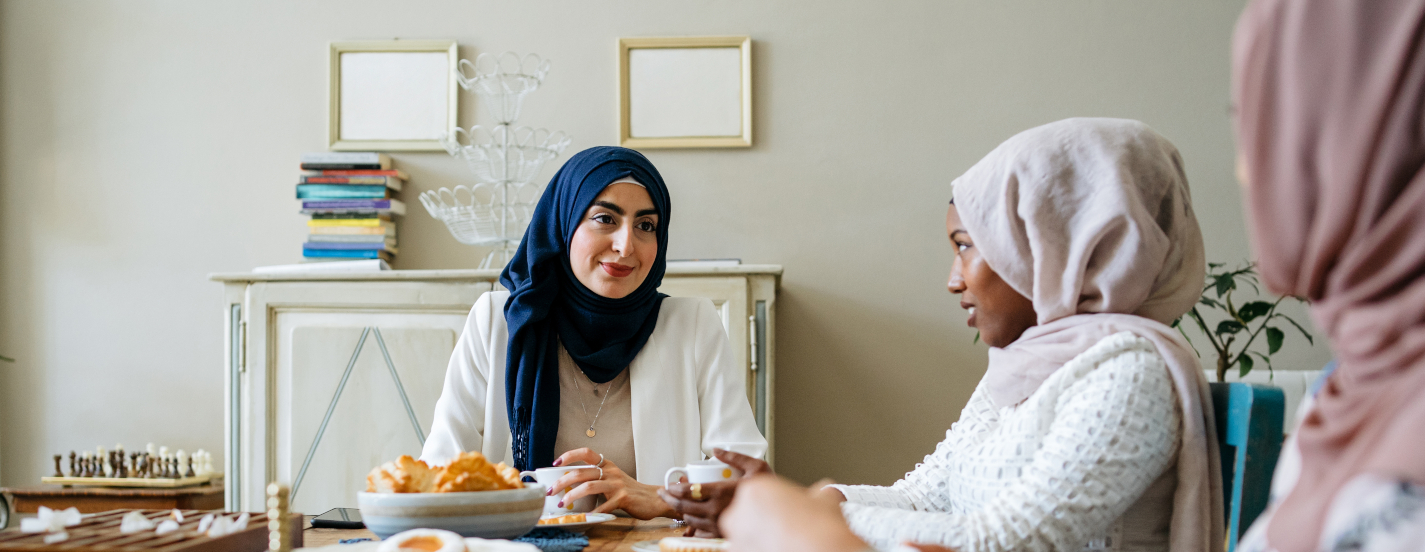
[0,510,302,552]
[39,475,220,489]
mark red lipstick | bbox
[601,262,635,278]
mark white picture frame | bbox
[328,40,459,152]
[619,36,752,149]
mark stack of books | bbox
[298,152,404,262]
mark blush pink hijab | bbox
[952,118,1223,552]
[1232,1,1425,550]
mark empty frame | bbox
[619,36,752,149]
[329,40,459,151]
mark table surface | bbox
[302,517,685,552]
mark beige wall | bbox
[0,0,1331,488]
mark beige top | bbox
[554,343,636,478]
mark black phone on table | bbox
[311,507,364,529]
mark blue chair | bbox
[1210,382,1285,552]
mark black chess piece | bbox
[68,452,76,477]
[53,455,63,477]
[167,457,178,479]
[77,456,88,478]
[185,456,196,478]
[129,452,141,479]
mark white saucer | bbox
[630,540,661,552]
[534,512,615,533]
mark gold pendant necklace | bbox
[573,374,611,438]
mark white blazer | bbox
[421,291,767,485]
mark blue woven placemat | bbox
[514,528,590,552]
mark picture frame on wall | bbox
[328,40,459,152]
[618,36,752,149]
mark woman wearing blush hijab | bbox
[1231,1,1425,550]
[697,118,1223,552]
[421,146,765,519]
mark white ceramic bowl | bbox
[357,485,546,539]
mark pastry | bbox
[659,537,728,552]
[375,528,465,552]
[366,455,436,493]
[365,451,523,493]
[536,513,587,525]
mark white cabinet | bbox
[211,266,779,513]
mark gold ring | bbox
[690,483,704,501]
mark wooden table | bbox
[301,517,685,552]
[1,482,224,514]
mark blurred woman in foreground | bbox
[1231,0,1425,550]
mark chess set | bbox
[41,444,221,488]
[0,485,301,552]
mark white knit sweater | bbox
[831,332,1183,552]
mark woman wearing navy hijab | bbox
[422,147,766,519]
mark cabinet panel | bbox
[277,321,460,514]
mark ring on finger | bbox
[690,483,704,501]
[596,453,605,468]
[597,467,604,480]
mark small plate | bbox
[630,540,662,552]
[534,512,616,533]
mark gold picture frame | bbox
[618,36,752,149]
[328,40,459,152]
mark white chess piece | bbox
[176,450,187,477]
[146,443,157,456]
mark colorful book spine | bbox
[300,199,405,216]
[302,241,395,251]
[308,225,394,235]
[308,218,386,227]
[298,176,403,190]
[308,169,409,179]
[301,249,391,259]
[295,184,391,199]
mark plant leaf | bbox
[1266,327,1284,354]
[1199,297,1223,309]
[1274,314,1315,345]
[1238,301,1274,322]
[1216,320,1246,336]
[1215,274,1236,298]
[1239,354,1254,378]
[1208,262,1225,269]
[973,331,980,345]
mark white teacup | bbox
[520,466,598,515]
[664,460,743,487]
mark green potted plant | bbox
[1172,262,1313,382]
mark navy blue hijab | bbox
[500,146,671,470]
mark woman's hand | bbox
[657,449,773,537]
[719,474,868,552]
[550,448,674,520]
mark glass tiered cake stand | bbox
[421,52,571,269]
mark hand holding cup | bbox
[657,449,772,537]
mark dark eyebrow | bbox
[593,201,624,215]
[950,230,970,241]
[635,209,659,218]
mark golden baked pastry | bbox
[659,537,728,552]
[536,513,587,525]
[366,455,437,493]
[366,451,523,493]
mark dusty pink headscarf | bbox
[952,118,1223,552]
[1232,1,1425,550]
